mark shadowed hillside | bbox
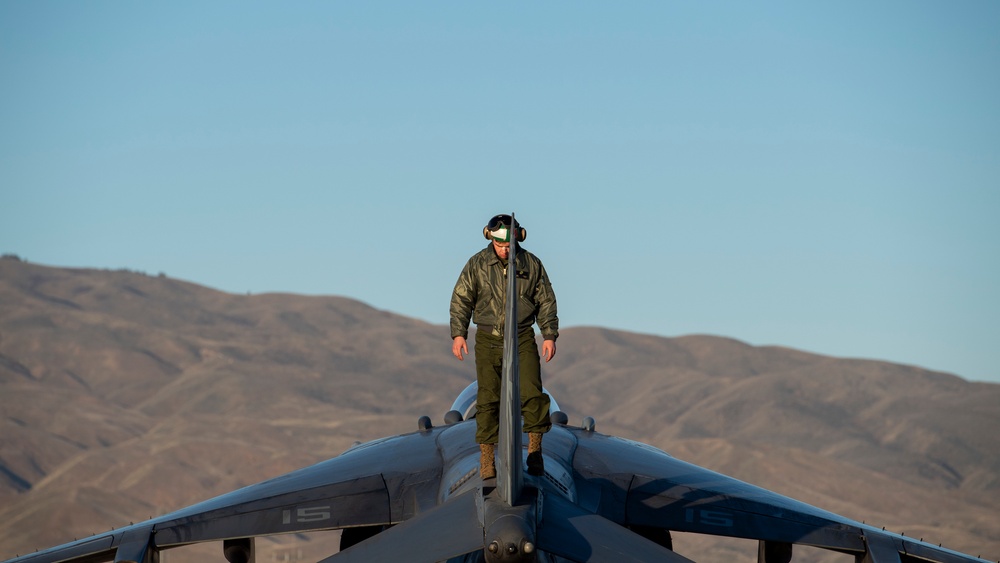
[1,258,998,562]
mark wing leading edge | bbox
[5,405,991,563]
[5,424,461,563]
[568,428,989,563]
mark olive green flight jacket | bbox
[450,244,559,341]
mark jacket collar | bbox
[483,243,523,267]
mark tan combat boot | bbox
[480,443,496,479]
[527,433,544,476]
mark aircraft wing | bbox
[5,424,470,563]
[568,426,987,563]
[5,416,990,563]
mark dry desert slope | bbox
[1,257,998,562]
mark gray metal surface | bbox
[6,417,990,563]
[498,211,523,507]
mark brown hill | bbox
[1,257,998,563]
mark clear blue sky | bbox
[2,2,998,382]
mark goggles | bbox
[487,214,513,232]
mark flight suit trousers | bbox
[474,328,552,445]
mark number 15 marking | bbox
[282,506,332,524]
[685,508,734,527]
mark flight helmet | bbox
[483,214,526,243]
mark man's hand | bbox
[452,336,469,361]
[542,339,557,362]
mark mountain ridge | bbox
[1,258,997,562]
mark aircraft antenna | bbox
[497,211,523,505]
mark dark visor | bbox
[487,214,513,231]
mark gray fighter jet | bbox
[3,214,990,563]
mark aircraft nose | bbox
[484,511,537,562]
[483,485,538,562]
[485,538,536,562]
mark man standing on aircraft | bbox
[450,214,558,480]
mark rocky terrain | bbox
[1,257,998,562]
